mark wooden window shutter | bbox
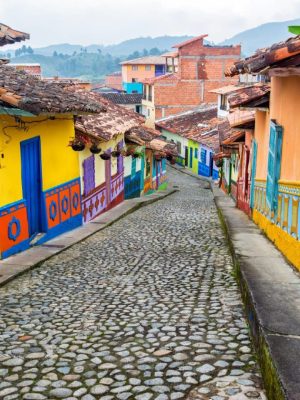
[266,120,283,211]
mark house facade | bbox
[0,65,100,259]
[142,35,241,127]
[156,106,227,180]
[123,127,175,198]
[121,56,166,94]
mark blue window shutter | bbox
[131,157,136,177]
[250,140,257,209]
[274,124,283,211]
[266,121,283,211]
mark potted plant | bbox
[70,139,85,151]
[100,152,111,160]
[215,158,223,168]
[111,150,121,157]
[90,144,101,154]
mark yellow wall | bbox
[0,115,79,208]
[253,209,300,270]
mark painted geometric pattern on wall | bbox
[44,178,81,230]
[0,200,29,256]
[82,185,107,224]
[111,172,124,202]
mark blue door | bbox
[21,137,42,237]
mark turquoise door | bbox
[21,137,42,237]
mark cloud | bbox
[1,0,299,47]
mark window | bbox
[220,94,227,111]
[177,141,181,154]
[148,85,153,101]
[201,148,207,164]
[143,85,147,100]
[132,78,137,83]
[147,108,150,117]
[132,65,138,71]
[83,155,95,196]
[145,65,151,71]
[194,148,198,159]
[266,121,283,211]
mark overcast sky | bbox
[1,0,299,48]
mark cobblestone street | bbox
[0,169,265,400]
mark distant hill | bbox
[8,35,193,58]
[219,18,300,56]
[1,20,299,79]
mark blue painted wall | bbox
[123,82,143,94]
[124,171,142,199]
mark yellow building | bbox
[0,64,99,259]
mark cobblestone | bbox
[0,169,265,399]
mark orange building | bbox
[225,34,300,270]
[121,56,166,94]
[142,35,241,127]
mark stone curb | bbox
[174,165,300,400]
[0,188,178,288]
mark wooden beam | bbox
[269,67,300,77]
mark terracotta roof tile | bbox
[156,105,230,152]
[75,92,144,141]
[0,23,29,46]
[226,35,300,76]
[101,93,143,105]
[228,84,270,108]
[0,64,101,114]
[120,56,166,65]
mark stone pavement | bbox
[0,168,266,400]
[0,189,176,287]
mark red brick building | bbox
[105,71,123,91]
[142,35,241,126]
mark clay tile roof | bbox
[147,138,178,155]
[161,50,179,58]
[75,92,145,141]
[120,56,166,65]
[225,35,300,76]
[209,85,251,95]
[142,73,179,85]
[156,105,217,138]
[0,64,101,115]
[222,130,245,146]
[101,93,143,105]
[228,84,270,108]
[156,105,230,152]
[172,35,208,48]
[0,23,29,46]
[126,126,160,143]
